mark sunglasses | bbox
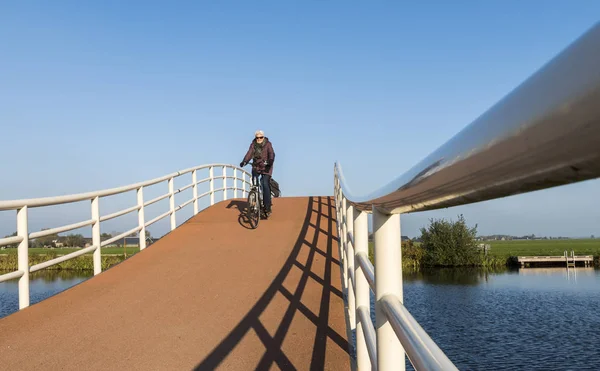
[256,136,264,139]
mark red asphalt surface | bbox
[0,196,350,370]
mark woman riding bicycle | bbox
[239,130,276,216]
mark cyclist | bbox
[240,130,276,216]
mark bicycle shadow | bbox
[226,200,255,229]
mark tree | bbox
[145,230,151,239]
[401,239,424,263]
[64,234,85,247]
[32,228,59,248]
[419,214,481,266]
[101,233,112,241]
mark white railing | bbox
[335,23,600,371]
[0,164,251,310]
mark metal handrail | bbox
[338,23,600,214]
[100,205,141,222]
[0,163,251,311]
[29,219,95,239]
[357,306,378,370]
[30,245,98,273]
[381,295,457,371]
[335,23,600,371]
[0,270,25,283]
[0,163,236,210]
[0,235,24,247]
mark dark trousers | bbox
[253,171,272,210]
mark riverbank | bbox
[0,249,139,271]
[368,239,600,268]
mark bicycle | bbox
[246,173,263,229]
[244,161,270,229]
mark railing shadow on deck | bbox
[195,196,349,370]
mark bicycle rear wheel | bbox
[247,190,260,229]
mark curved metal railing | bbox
[335,23,600,371]
[0,164,251,310]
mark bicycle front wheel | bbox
[247,190,260,229]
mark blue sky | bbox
[1,1,599,239]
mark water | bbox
[2,268,599,370]
[0,270,92,318]
[390,267,600,370]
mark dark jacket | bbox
[243,137,275,175]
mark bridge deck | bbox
[0,196,350,370]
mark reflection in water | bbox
[363,267,600,370]
[29,270,93,282]
[403,266,510,286]
[400,267,600,370]
[0,270,92,319]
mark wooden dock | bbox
[517,255,594,268]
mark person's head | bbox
[255,130,265,143]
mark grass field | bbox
[486,239,600,258]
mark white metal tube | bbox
[174,182,194,194]
[341,197,349,290]
[0,163,239,211]
[0,270,24,284]
[223,166,227,201]
[357,252,376,292]
[210,166,215,206]
[100,226,142,247]
[144,210,171,228]
[29,219,95,239]
[346,204,356,333]
[30,245,98,273]
[176,197,195,210]
[144,192,170,208]
[336,185,343,264]
[373,207,404,371]
[91,197,101,276]
[138,187,147,250]
[0,235,24,247]
[354,209,371,370]
[100,205,140,222]
[358,306,378,371]
[233,169,238,198]
[169,177,176,230]
[192,169,199,215]
[381,295,458,371]
[242,172,246,198]
[17,206,29,309]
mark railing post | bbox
[91,197,101,276]
[346,203,356,334]
[373,206,404,371]
[354,209,371,370]
[210,166,215,206]
[17,206,29,309]
[137,187,147,250]
[223,166,228,201]
[341,197,349,290]
[169,177,176,231]
[192,169,199,215]
[335,181,343,264]
[242,172,247,198]
[233,168,238,199]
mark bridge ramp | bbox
[0,196,349,370]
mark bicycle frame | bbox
[251,173,264,209]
